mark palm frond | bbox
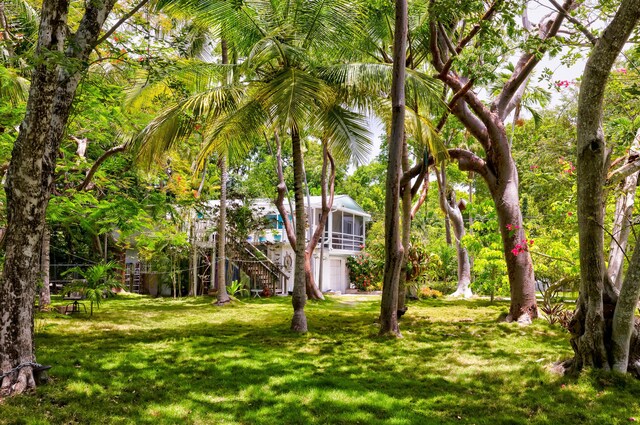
[134,85,243,166]
[318,103,372,165]
[195,98,267,170]
[405,107,449,164]
[0,65,29,105]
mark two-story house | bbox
[251,195,370,294]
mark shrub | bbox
[346,253,379,291]
[418,287,443,299]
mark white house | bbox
[250,195,371,294]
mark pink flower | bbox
[511,248,519,256]
[618,68,628,74]
[506,224,513,231]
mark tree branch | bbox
[492,0,576,119]
[307,145,335,253]
[75,144,127,191]
[95,0,150,47]
[607,157,640,187]
[272,131,296,251]
[410,173,429,219]
[438,0,502,78]
[448,148,496,187]
[548,0,597,45]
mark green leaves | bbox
[0,65,29,106]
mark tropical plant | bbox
[62,261,123,316]
[227,279,248,298]
[346,253,379,292]
[133,0,391,333]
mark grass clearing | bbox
[2,294,640,424]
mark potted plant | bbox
[258,230,267,242]
[273,230,282,242]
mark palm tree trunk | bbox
[379,0,407,337]
[290,127,308,332]
[215,154,231,305]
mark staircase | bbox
[228,240,288,294]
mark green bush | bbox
[346,253,379,291]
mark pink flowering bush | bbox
[346,253,380,291]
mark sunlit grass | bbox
[2,294,640,424]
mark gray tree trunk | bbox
[608,172,638,289]
[216,154,231,305]
[379,0,407,337]
[290,127,308,332]
[436,169,472,298]
[608,130,640,289]
[571,0,640,373]
[397,140,412,312]
[39,227,51,310]
[0,0,117,395]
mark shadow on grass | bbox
[2,296,639,424]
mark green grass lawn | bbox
[2,294,640,424]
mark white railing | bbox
[325,231,364,251]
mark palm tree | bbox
[132,0,382,332]
[62,261,123,317]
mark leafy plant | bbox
[346,252,380,291]
[418,287,443,299]
[539,281,572,330]
[227,279,248,298]
[62,261,123,316]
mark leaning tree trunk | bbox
[436,170,472,298]
[608,130,640,289]
[608,171,638,289]
[570,0,640,374]
[397,139,412,312]
[303,254,324,299]
[39,227,51,310]
[449,200,472,298]
[216,154,231,305]
[273,133,330,302]
[290,127,308,332]
[1,0,116,395]
[379,0,407,337]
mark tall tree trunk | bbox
[290,127,308,332]
[570,0,640,374]
[430,3,577,323]
[608,172,638,289]
[436,169,472,298]
[379,0,407,337]
[216,154,231,305]
[39,227,51,310]
[215,37,231,306]
[0,0,116,395]
[397,139,412,312]
[491,169,537,322]
[274,134,332,302]
[442,164,453,246]
[608,131,640,289]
